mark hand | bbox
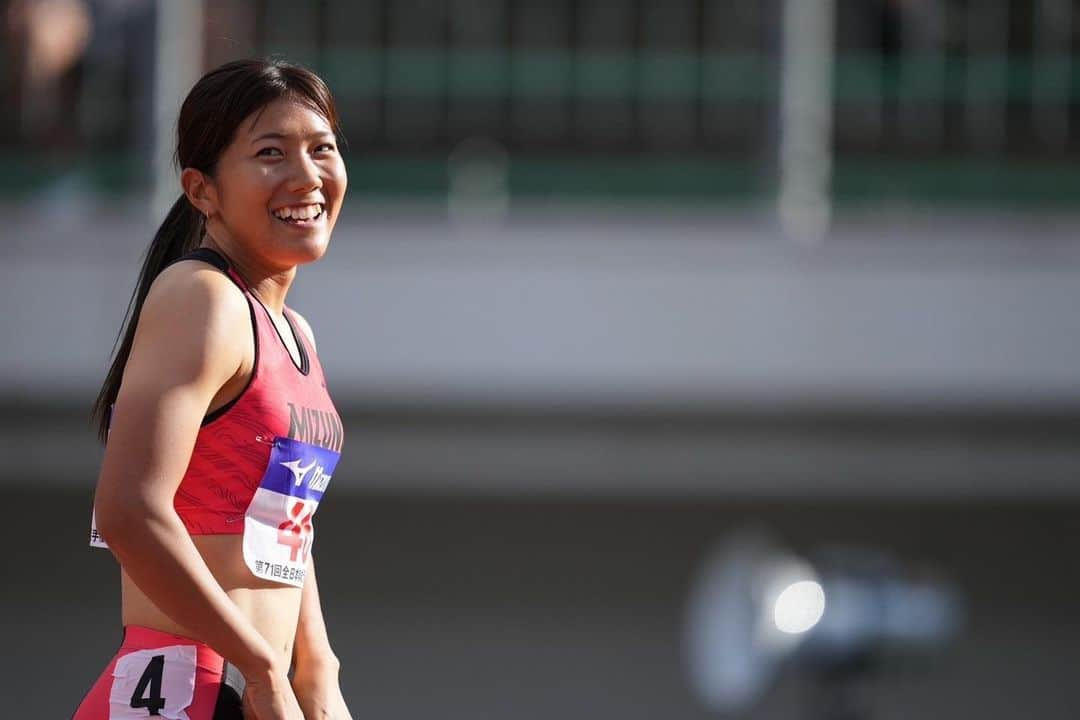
[292,660,354,720]
[242,668,304,720]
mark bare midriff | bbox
[120,534,302,669]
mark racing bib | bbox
[108,645,196,719]
[90,413,112,549]
[90,508,109,549]
[242,436,339,588]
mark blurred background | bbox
[3,0,1080,717]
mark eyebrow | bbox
[250,131,336,144]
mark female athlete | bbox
[74,58,351,720]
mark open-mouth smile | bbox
[271,203,325,226]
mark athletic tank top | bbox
[91,248,343,587]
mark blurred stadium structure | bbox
[3,1,1080,718]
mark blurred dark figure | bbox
[3,0,93,149]
[3,0,156,195]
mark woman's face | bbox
[207,97,347,270]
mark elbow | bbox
[94,498,135,547]
[95,493,160,548]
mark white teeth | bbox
[273,204,323,221]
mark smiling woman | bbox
[188,98,346,272]
[74,59,352,720]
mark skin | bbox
[94,97,350,720]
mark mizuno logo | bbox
[280,458,318,487]
[279,457,332,492]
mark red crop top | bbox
[90,248,343,585]
[170,248,344,535]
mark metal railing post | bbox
[778,0,836,244]
[152,0,204,221]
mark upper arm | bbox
[95,265,249,521]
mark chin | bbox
[276,236,331,267]
[286,247,328,268]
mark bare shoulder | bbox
[148,258,247,317]
[288,307,317,351]
[130,259,251,379]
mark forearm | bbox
[97,502,278,678]
[291,556,352,718]
[292,556,339,672]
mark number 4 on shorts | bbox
[129,654,166,715]
[108,645,196,719]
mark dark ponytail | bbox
[91,57,342,443]
[91,196,204,441]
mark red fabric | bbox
[170,262,343,535]
[72,626,226,720]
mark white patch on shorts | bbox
[108,645,197,719]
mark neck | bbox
[200,236,295,313]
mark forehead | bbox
[240,98,333,138]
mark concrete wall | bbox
[6,203,1080,411]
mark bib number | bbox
[242,436,340,587]
[108,646,196,719]
[129,654,165,715]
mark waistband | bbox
[120,625,225,674]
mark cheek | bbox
[327,160,347,201]
[221,170,275,219]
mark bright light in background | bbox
[685,531,962,715]
[773,580,826,634]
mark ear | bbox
[180,167,218,218]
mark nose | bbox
[287,152,322,193]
